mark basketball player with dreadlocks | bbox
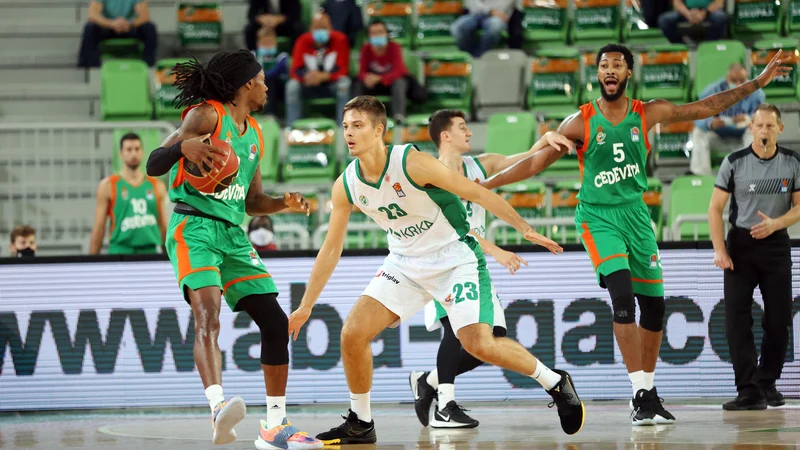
[146,50,323,450]
[481,44,791,426]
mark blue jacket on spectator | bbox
[695,77,765,139]
[254,50,289,81]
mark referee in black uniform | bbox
[708,104,798,411]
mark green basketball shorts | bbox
[574,200,664,297]
[165,213,278,311]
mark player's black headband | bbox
[229,60,263,90]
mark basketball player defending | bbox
[146,50,323,449]
[287,96,586,444]
[409,109,575,428]
[89,132,168,255]
[482,44,791,426]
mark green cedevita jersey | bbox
[109,175,162,248]
[577,99,650,206]
[168,100,263,225]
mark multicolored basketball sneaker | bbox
[255,418,323,450]
[211,397,247,445]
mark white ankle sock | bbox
[266,396,286,429]
[643,372,654,391]
[350,391,372,423]
[205,384,225,411]
[629,371,646,396]
[437,384,455,407]
[426,370,439,390]
[530,359,561,390]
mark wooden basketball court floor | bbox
[2,400,798,449]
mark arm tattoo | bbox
[670,80,758,122]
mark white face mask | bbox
[249,228,275,247]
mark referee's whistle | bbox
[762,139,768,151]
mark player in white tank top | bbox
[410,110,576,428]
[288,97,585,443]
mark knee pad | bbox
[238,293,289,366]
[602,270,636,324]
[637,295,665,332]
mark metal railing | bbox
[487,217,659,245]
[273,223,312,250]
[667,214,730,242]
[312,222,385,249]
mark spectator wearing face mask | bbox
[353,20,410,122]
[254,27,290,117]
[9,225,37,257]
[248,216,278,251]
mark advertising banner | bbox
[1,248,798,411]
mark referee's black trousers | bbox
[724,228,793,397]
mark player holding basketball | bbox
[89,132,168,255]
[146,50,323,449]
[287,96,586,444]
[482,44,791,426]
[409,109,574,429]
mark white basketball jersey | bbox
[461,156,488,237]
[342,145,470,258]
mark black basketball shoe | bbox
[631,389,657,426]
[546,369,586,435]
[315,409,377,445]
[723,394,767,411]
[430,401,479,429]
[761,385,785,407]
[409,371,437,426]
[649,387,676,424]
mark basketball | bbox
[183,137,239,194]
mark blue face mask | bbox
[312,29,330,44]
[257,47,277,58]
[369,35,388,47]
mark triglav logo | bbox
[375,270,400,285]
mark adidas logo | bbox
[270,405,282,409]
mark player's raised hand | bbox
[288,305,312,341]
[180,133,228,177]
[284,192,311,216]
[524,229,563,254]
[494,249,528,275]
[756,50,793,88]
[543,131,575,154]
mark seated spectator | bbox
[451,0,523,59]
[78,0,158,68]
[321,0,364,48]
[245,0,304,51]
[9,225,37,258]
[354,20,410,122]
[248,216,278,251]
[286,13,351,126]
[658,0,726,44]
[690,63,765,176]
[254,27,290,117]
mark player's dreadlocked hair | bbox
[172,50,262,109]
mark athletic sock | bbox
[426,370,439,390]
[266,396,286,429]
[350,391,372,423]
[629,370,647,396]
[530,359,562,390]
[205,384,225,412]
[643,372,655,391]
[437,384,455,408]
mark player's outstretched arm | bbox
[288,176,353,340]
[245,165,310,216]
[146,104,227,177]
[405,150,562,254]
[477,131,575,178]
[469,230,528,274]
[482,113,584,190]
[88,179,111,254]
[645,50,792,127]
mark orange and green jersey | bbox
[108,174,163,249]
[168,100,264,225]
[576,98,651,206]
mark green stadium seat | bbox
[258,118,281,183]
[750,38,800,104]
[580,49,603,104]
[366,0,414,48]
[520,0,570,51]
[420,51,473,113]
[789,0,800,34]
[732,0,783,41]
[301,0,314,27]
[485,113,537,156]
[668,175,716,241]
[345,209,389,249]
[402,114,438,154]
[693,40,747,101]
[654,121,694,165]
[551,180,581,243]
[177,3,223,48]
[270,192,319,248]
[644,177,663,239]
[414,0,462,50]
[101,59,152,121]
[99,38,143,61]
[154,58,190,120]
[493,180,547,245]
[570,0,623,46]
[636,44,691,103]
[404,48,421,80]
[527,47,580,112]
[281,118,338,182]
[112,128,164,173]
[622,0,669,46]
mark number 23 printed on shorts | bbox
[446,282,478,304]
